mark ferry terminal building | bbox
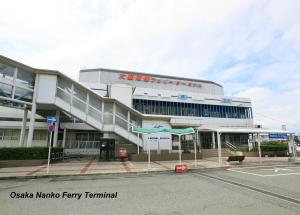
[0,55,294,161]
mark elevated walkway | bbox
[0,55,145,147]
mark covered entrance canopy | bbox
[196,127,296,166]
[132,127,195,169]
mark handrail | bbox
[224,141,237,151]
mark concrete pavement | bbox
[0,166,299,215]
[0,157,297,180]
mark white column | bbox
[127,111,130,131]
[194,133,197,166]
[248,134,253,151]
[178,135,182,165]
[157,138,160,154]
[19,105,28,147]
[137,133,140,155]
[112,103,116,125]
[27,104,36,147]
[257,133,262,164]
[288,134,293,154]
[62,128,67,148]
[198,131,201,152]
[26,75,39,147]
[101,102,104,123]
[53,110,60,147]
[217,132,222,166]
[212,132,216,149]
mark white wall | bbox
[36,74,57,104]
[109,83,132,107]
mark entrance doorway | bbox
[99,138,115,161]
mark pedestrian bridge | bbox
[0,55,144,148]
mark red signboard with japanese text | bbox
[119,73,202,88]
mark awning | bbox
[196,127,294,134]
[132,127,195,135]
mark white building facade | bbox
[0,55,292,158]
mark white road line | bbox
[228,169,263,176]
[260,173,300,177]
[261,168,293,171]
[230,165,300,170]
[229,169,300,177]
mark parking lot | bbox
[0,164,299,215]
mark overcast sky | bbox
[0,0,299,132]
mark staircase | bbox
[201,149,231,158]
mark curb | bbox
[0,166,230,181]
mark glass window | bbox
[73,86,87,101]
[16,69,35,88]
[89,95,102,110]
[116,105,127,119]
[14,87,33,102]
[104,102,113,114]
[0,83,13,98]
[0,63,15,83]
[57,77,72,93]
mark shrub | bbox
[0,147,63,160]
[260,142,288,152]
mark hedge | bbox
[260,142,288,152]
[0,147,63,160]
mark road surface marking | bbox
[193,172,300,205]
[121,161,131,172]
[26,166,46,176]
[80,159,94,175]
[152,161,171,170]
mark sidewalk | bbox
[0,157,297,180]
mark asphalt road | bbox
[0,165,299,215]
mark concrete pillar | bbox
[127,111,130,131]
[19,105,28,147]
[53,110,60,147]
[101,102,104,123]
[112,103,116,125]
[288,134,293,154]
[26,74,39,147]
[27,104,36,147]
[248,134,253,151]
[217,132,222,166]
[212,132,216,149]
[62,128,67,148]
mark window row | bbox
[133,99,253,119]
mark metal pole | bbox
[157,138,160,154]
[148,135,151,170]
[137,133,140,155]
[198,130,201,153]
[53,110,60,147]
[217,132,222,166]
[257,133,262,165]
[47,125,53,174]
[178,135,182,165]
[194,133,197,166]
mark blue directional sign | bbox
[269,133,288,140]
[47,116,57,123]
[178,94,188,100]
